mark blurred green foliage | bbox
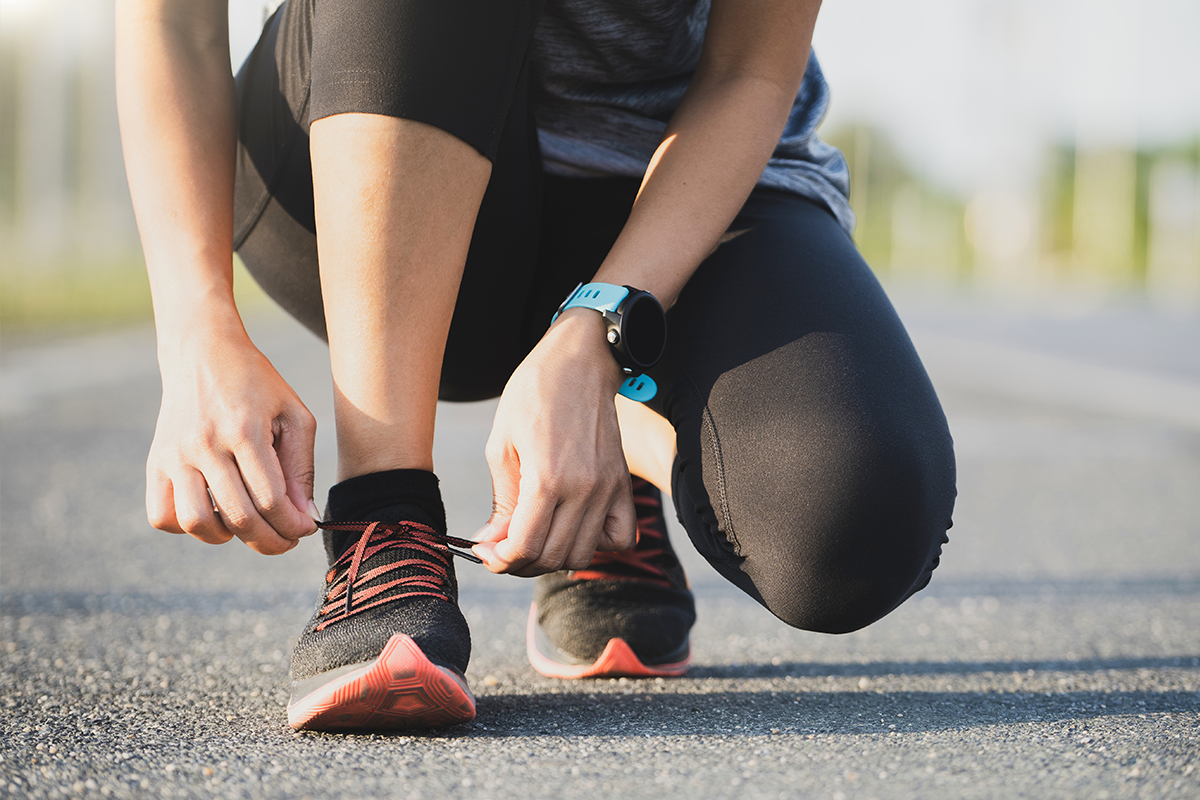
[0,255,270,333]
[828,124,1199,295]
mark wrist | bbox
[550,282,666,403]
[154,294,251,373]
[546,308,627,394]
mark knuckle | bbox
[145,490,175,531]
[604,470,629,495]
[232,419,265,446]
[196,529,234,546]
[483,439,508,467]
[220,506,254,532]
[251,489,283,516]
[147,508,175,532]
[577,464,601,488]
[537,555,566,573]
[175,510,209,535]
[194,422,223,450]
[562,469,600,497]
[531,477,561,499]
[295,466,317,490]
[509,544,541,565]
[294,407,316,433]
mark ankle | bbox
[323,469,446,562]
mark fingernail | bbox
[307,500,322,522]
[471,541,494,564]
[471,523,492,542]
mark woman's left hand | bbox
[472,308,638,576]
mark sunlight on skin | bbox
[616,395,678,498]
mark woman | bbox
[115,0,955,732]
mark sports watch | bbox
[551,282,667,402]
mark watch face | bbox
[622,292,667,370]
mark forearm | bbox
[593,76,800,307]
[115,0,243,354]
[593,0,821,309]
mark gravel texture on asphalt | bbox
[3,293,1198,799]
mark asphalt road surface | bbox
[2,286,1198,799]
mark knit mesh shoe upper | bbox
[290,521,479,683]
[531,478,696,669]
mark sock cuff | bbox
[325,469,447,532]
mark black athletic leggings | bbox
[233,0,956,634]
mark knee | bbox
[746,540,940,634]
[724,417,955,634]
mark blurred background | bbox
[1,0,1198,330]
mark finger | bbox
[469,520,508,564]
[563,501,612,570]
[146,464,184,534]
[486,478,557,573]
[472,523,508,544]
[274,408,321,530]
[234,444,312,544]
[481,435,521,532]
[475,437,523,571]
[471,540,499,565]
[169,467,235,545]
[234,419,317,541]
[595,481,637,552]
[508,499,588,578]
[201,456,296,555]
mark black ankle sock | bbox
[323,469,447,563]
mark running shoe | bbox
[287,520,480,731]
[527,477,695,678]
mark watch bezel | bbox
[609,288,666,373]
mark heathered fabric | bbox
[531,0,854,233]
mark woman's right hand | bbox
[146,316,319,555]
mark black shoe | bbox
[287,520,480,731]
[527,478,696,678]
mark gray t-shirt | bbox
[531,0,854,233]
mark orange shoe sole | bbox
[287,633,475,731]
[525,603,690,679]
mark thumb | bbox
[472,441,521,558]
[275,410,319,532]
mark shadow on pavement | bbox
[688,656,1200,680]
[282,688,1194,741]
[462,688,1196,738]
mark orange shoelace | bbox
[571,479,674,588]
[313,521,481,631]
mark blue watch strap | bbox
[552,282,629,322]
[552,282,658,403]
[619,374,657,403]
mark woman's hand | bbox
[147,314,319,555]
[117,1,317,553]
[473,309,638,576]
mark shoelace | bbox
[571,478,675,588]
[313,521,481,631]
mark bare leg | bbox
[310,114,491,481]
[616,394,678,497]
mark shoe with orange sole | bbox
[527,478,696,679]
[287,520,481,731]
